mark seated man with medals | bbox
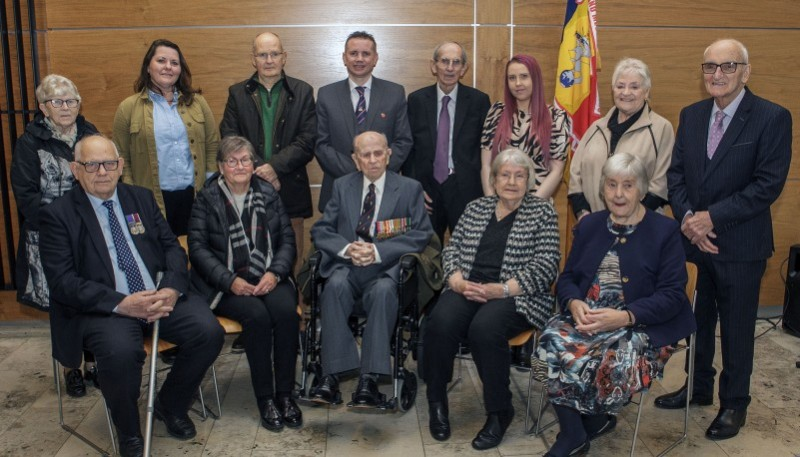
[309,131,433,407]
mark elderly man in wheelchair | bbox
[308,131,433,408]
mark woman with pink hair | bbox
[480,54,570,199]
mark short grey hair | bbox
[35,74,81,104]
[612,58,651,91]
[600,152,649,199]
[432,41,468,65]
[489,147,536,191]
[217,135,256,163]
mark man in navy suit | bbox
[404,41,491,241]
[310,131,432,407]
[658,39,792,440]
[39,135,224,457]
[315,30,412,212]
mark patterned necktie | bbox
[707,110,725,159]
[103,200,146,294]
[355,183,376,242]
[434,95,451,184]
[355,86,367,131]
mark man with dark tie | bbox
[314,30,412,212]
[39,135,224,457]
[405,41,491,241]
[309,131,432,406]
[657,39,792,441]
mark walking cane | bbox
[144,272,164,457]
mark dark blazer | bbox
[557,210,696,347]
[310,171,433,279]
[39,183,189,367]
[314,77,412,211]
[403,83,491,202]
[187,174,296,307]
[219,72,316,218]
[667,87,792,262]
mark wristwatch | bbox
[502,283,510,298]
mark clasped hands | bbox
[682,210,719,254]
[568,299,630,335]
[118,287,179,323]
[230,272,279,296]
[449,272,505,303]
[346,241,377,267]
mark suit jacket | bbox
[310,171,433,279]
[667,87,792,262]
[403,83,491,202]
[39,183,190,367]
[557,210,696,348]
[314,77,412,211]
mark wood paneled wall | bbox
[2,0,797,306]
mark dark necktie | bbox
[355,183,376,242]
[707,110,725,159]
[355,86,367,131]
[103,200,146,294]
[434,95,452,183]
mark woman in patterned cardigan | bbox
[423,147,561,450]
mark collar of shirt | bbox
[711,87,746,132]
[436,83,459,104]
[148,88,179,105]
[349,76,373,110]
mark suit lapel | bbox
[117,186,156,281]
[73,189,116,284]
[366,78,383,128]
[452,83,469,140]
[704,90,753,178]
[336,80,356,140]
[346,174,363,238]
[377,172,400,221]
[424,86,439,152]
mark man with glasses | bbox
[315,30,412,212]
[659,39,792,441]
[220,31,316,275]
[39,135,223,457]
[404,41,490,241]
[309,131,432,407]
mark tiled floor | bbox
[1,320,799,456]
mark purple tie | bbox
[355,86,367,130]
[434,95,451,184]
[707,110,725,159]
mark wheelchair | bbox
[296,250,422,412]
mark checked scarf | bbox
[218,177,273,284]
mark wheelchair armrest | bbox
[308,250,322,272]
[399,254,418,272]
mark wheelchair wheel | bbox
[397,369,418,412]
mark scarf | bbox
[607,105,644,155]
[44,116,78,147]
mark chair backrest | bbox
[685,262,698,310]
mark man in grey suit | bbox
[315,31,412,212]
[657,39,792,441]
[310,131,432,407]
[405,41,491,241]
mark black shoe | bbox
[351,375,382,407]
[118,433,144,457]
[705,408,747,440]
[428,401,450,441]
[586,415,616,441]
[278,396,303,428]
[471,406,514,450]
[83,364,100,388]
[310,375,341,405]
[258,398,284,432]
[154,398,196,440]
[64,369,86,398]
[543,437,590,456]
[654,385,713,409]
[159,347,179,365]
[231,335,245,354]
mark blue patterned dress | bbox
[537,218,674,415]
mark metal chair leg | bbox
[630,391,646,456]
[448,345,464,392]
[53,358,112,456]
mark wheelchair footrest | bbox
[347,392,388,409]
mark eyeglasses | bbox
[436,58,463,68]
[48,99,80,108]
[76,160,119,173]
[701,62,748,74]
[222,157,253,168]
[254,51,284,61]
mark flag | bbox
[554,0,601,153]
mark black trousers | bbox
[82,295,224,437]
[690,254,766,410]
[214,281,299,400]
[428,175,476,242]
[162,186,194,237]
[424,290,530,413]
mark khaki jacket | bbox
[113,91,219,216]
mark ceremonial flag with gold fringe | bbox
[554,0,601,154]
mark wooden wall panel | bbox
[45,0,475,28]
[475,26,510,102]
